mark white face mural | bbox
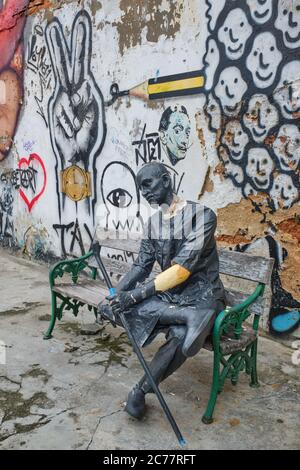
[222,120,249,161]
[219,146,244,185]
[246,32,282,89]
[275,0,300,49]
[215,66,247,116]
[273,124,300,172]
[274,61,300,120]
[243,182,258,197]
[206,0,226,31]
[204,39,220,91]
[246,0,273,24]
[270,174,299,209]
[243,94,279,143]
[218,8,253,60]
[246,148,274,190]
[205,92,221,130]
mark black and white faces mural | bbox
[204,0,300,211]
[45,10,106,220]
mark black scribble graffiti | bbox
[132,124,162,165]
[53,219,93,258]
[203,0,300,212]
[45,10,106,221]
[10,166,38,193]
[27,24,52,127]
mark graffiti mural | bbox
[53,218,93,258]
[236,236,300,335]
[27,24,53,127]
[203,0,300,211]
[159,105,191,166]
[16,153,46,212]
[45,9,106,220]
[100,161,143,234]
[0,172,14,242]
[0,0,29,161]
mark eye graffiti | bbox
[270,174,299,210]
[204,0,300,212]
[214,66,247,117]
[107,188,133,208]
[273,124,300,172]
[218,8,253,60]
[243,94,279,143]
[100,161,143,234]
[276,0,300,49]
[246,148,274,190]
[246,0,273,25]
[274,61,300,120]
[246,32,282,89]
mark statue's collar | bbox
[161,194,187,220]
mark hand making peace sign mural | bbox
[45,10,106,220]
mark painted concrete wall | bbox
[0,0,299,340]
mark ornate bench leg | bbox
[43,292,57,340]
[250,339,260,388]
[202,351,221,424]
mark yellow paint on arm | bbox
[154,264,191,292]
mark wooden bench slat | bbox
[218,250,274,285]
[53,281,107,307]
[90,251,274,286]
[95,230,274,284]
[54,280,265,316]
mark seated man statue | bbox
[99,162,226,420]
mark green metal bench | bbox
[44,232,274,424]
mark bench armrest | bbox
[212,283,265,351]
[49,251,96,288]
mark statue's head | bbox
[137,162,173,207]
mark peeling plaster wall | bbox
[0,0,299,341]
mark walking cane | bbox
[92,241,186,447]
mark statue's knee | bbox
[167,325,186,341]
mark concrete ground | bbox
[0,248,299,450]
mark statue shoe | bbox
[124,385,146,419]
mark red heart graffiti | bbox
[18,153,47,212]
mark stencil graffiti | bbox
[0,0,29,161]
[0,173,14,241]
[204,0,300,211]
[45,10,106,220]
[159,105,191,166]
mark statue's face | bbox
[137,167,171,207]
